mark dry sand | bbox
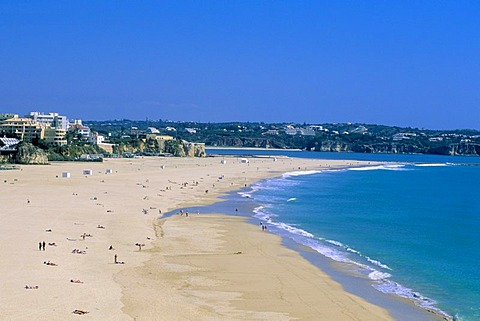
[0,156,391,320]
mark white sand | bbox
[0,156,391,320]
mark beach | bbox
[0,156,391,320]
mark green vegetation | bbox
[86,120,480,156]
[30,134,105,161]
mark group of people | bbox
[38,241,46,251]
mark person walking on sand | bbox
[39,242,42,251]
[114,254,117,264]
[42,241,46,251]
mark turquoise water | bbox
[207,150,480,320]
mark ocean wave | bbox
[254,211,450,318]
[373,280,450,319]
[365,256,392,270]
[348,164,408,171]
[282,170,323,178]
[271,221,314,238]
[415,163,448,167]
[253,206,277,222]
[368,271,392,280]
[287,198,297,202]
[238,192,252,198]
[325,239,344,247]
[308,236,449,318]
[326,240,392,270]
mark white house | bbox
[147,127,160,134]
[89,134,105,145]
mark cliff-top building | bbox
[0,112,68,146]
[0,115,44,142]
[29,112,69,131]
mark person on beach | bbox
[39,242,42,251]
[42,241,46,251]
[114,254,117,264]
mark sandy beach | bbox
[0,156,392,320]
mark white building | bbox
[299,128,315,136]
[29,112,68,130]
[285,128,298,135]
[89,134,105,145]
[69,124,91,137]
[147,127,160,134]
[262,130,279,135]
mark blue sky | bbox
[0,1,479,129]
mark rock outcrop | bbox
[182,141,205,157]
[14,143,49,164]
[113,138,205,157]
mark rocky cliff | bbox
[206,137,480,156]
[14,143,49,164]
[114,138,205,157]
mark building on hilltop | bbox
[0,113,68,146]
[147,127,160,134]
[69,124,91,138]
[29,112,68,131]
[262,129,279,135]
[89,133,105,145]
[299,128,315,136]
[0,116,44,142]
[44,127,67,146]
[285,128,298,135]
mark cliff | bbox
[14,143,49,165]
[113,138,205,157]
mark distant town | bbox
[1,111,480,164]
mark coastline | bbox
[168,179,449,321]
[0,156,435,320]
[206,146,303,151]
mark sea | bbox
[187,149,480,321]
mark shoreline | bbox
[169,180,449,321]
[0,156,441,320]
[206,146,303,151]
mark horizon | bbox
[1,1,479,130]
